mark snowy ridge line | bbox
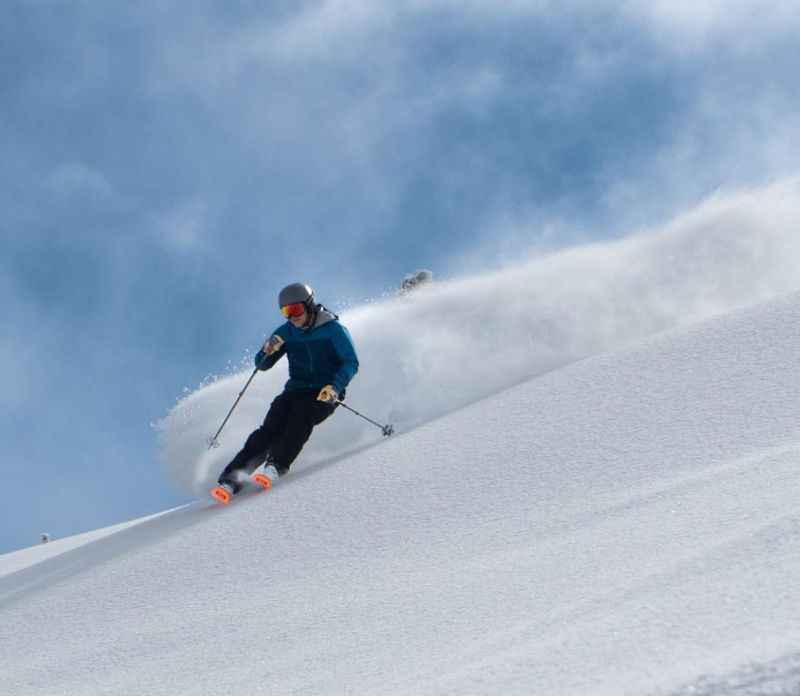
[158,178,800,498]
[0,505,190,591]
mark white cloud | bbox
[47,162,116,202]
[261,1,392,62]
[103,0,800,286]
[620,0,800,53]
[152,198,210,254]
[0,272,48,410]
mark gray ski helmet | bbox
[278,282,314,308]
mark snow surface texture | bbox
[3,285,800,693]
[157,178,800,496]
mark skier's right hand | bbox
[264,335,285,356]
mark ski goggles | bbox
[281,302,306,318]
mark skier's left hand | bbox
[317,385,338,403]
[264,334,285,356]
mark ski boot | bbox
[251,464,281,490]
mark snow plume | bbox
[157,177,800,494]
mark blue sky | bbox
[2,1,799,552]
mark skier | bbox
[211,283,359,503]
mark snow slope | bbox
[3,289,800,695]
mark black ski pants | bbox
[219,389,337,486]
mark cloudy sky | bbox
[2,0,799,552]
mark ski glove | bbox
[264,334,285,356]
[317,385,338,403]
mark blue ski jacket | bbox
[255,306,359,395]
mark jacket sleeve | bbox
[330,323,359,394]
[255,326,287,371]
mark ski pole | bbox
[208,366,259,449]
[336,399,394,437]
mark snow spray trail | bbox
[157,177,800,494]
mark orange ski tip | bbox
[210,486,232,504]
[252,473,272,490]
